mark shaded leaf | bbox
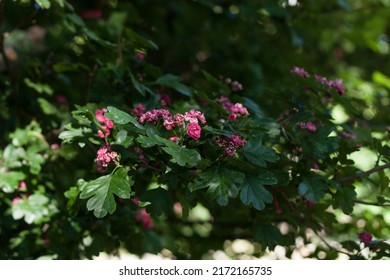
[140,187,173,216]
[241,140,279,167]
[80,168,133,218]
[298,177,329,202]
[253,224,282,250]
[240,173,277,210]
[189,167,245,206]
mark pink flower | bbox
[306,200,316,207]
[298,121,317,133]
[55,95,68,106]
[341,131,356,139]
[315,74,329,85]
[358,231,373,245]
[328,79,345,95]
[132,103,146,117]
[160,95,172,107]
[214,134,245,156]
[135,52,145,62]
[18,181,27,190]
[81,9,102,20]
[12,197,22,205]
[95,108,114,139]
[291,66,310,78]
[50,143,60,150]
[187,123,201,140]
[169,136,180,142]
[96,144,119,172]
[135,208,153,229]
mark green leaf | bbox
[333,186,357,214]
[35,0,51,9]
[37,98,58,115]
[24,78,53,95]
[241,141,279,167]
[189,167,245,206]
[12,193,56,224]
[140,187,173,216]
[58,124,91,144]
[240,173,277,210]
[79,168,133,218]
[298,177,329,202]
[372,71,390,89]
[0,171,26,193]
[106,106,145,130]
[162,143,201,167]
[155,74,193,96]
[114,130,133,147]
[253,224,282,250]
[137,129,201,167]
[130,72,154,96]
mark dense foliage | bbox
[0,0,389,259]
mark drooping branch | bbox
[354,199,390,207]
[336,163,390,184]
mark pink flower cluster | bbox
[291,67,310,78]
[291,66,345,95]
[132,198,153,229]
[297,121,317,133]
[340,131,357,139]
[134,146,148,165]
[219,76,244,91]
[138,108,206,140]
[95,108,114,138]
[132,103,146,117]
[315,75,345,95]
[96,144,119,172]
[215,133,246,156]
[135,208,153,229]
[216,96,249,121]
[358,231,373,245]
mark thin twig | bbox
[354,199,390,207]
[336,163,390,183]
[312,229,353,257]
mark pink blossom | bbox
[228,113,237,121]
[173,114,185,127]
[216,96,249,120]
[96,144,119,172]
[328,79,345,95]
[55,95,68,106]
[215,134,245,156]
[95,108,114,139]
[306,200,316,207]
[50,143,60,150]
[312,161,320,170]
[169,136,180,142]
[81,9,102,20]
[12,197,22,205]
[298,121,317,133]
[135,208,153,229]
[184,109,206,124]
[291,66,310,78]
[187,123,201,140]
[132,103,146,117]
[231,80,243,91]
[341,131,356,139]
[160,95,172,107]
[135,52,145,62]
[18,181,27,190]
[358,231,373,245]
[315,74,329,85]
[134,147,148,165]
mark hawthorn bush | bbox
[0,0,389,259]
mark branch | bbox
[312,229,353,257]
[354,199,390,207]
[336,163,390,184]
